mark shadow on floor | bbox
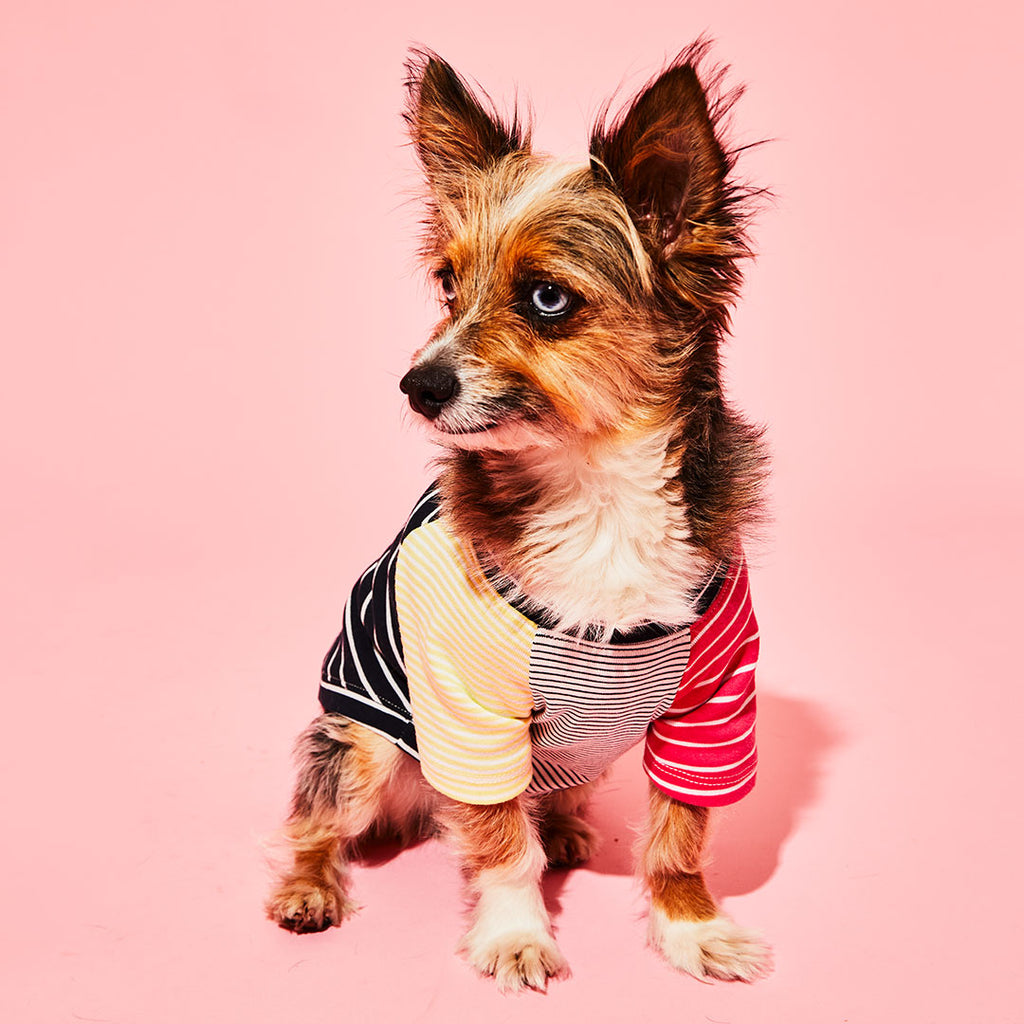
[348,689,841,914]
[563,689,841,892]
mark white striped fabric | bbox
[319,485,759,808]
[642,558,759,805]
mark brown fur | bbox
[438,799,536,876]
[404,44,767,574]
[266,716,436,932]
[638,785,717,921]
[266,823,352,933]
[268,45,769,989]
[649,873,719,923]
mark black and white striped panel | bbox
[525,626,692,794]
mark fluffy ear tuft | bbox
[404,49,528,185]
[590,41,752,310]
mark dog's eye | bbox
[529,282,572,318]
[437,270,457,304]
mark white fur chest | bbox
[500,431,710,635]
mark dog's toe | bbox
[266,879,355,934]
[463,930,570,993]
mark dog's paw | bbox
[648,906,772,982]
[462,929,570,993]
[542,814,598,868]
[265,879,356,934]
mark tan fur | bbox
[639,784,770,979]
[639,782,709,878]
[438,796,567,992]
[437,798,535,876]
[266,717,436,933]
[639,785,717,921]
[265,823,355,933]
[269,45,771,991]
[414,158,673,444]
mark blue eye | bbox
[530,282,572,317]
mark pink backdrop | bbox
[3,1,1022,1020]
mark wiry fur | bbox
[442,429,705,635]
[400,46,767,638]
[267,43,770,991]
[266,716,437,933]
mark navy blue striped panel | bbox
[318,485,441,755]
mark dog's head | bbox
[400,44,751,453]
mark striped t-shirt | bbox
[319,485,758,807]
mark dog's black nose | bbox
[400,364,460,419]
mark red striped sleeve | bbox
[642,558,759,806]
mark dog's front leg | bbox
[441,797,568,992]
[640,784,771,981]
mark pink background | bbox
[3,1,1022,1020]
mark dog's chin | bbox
[426,417,556,453]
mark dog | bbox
[266,41,771,992]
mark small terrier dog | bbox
[267,42,770,991]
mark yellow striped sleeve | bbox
[394,519,537,804]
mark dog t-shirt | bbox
[319,485,758,807]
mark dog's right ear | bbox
[404,50,527,187]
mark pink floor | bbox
[3,3,1022,1021]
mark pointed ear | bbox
[590,45,736,257]
[404,50,527,185]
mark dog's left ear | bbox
[405,50,527,188]
[590,45,739,264]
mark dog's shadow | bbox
[353,690,839,910]
[545,689,840,901]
